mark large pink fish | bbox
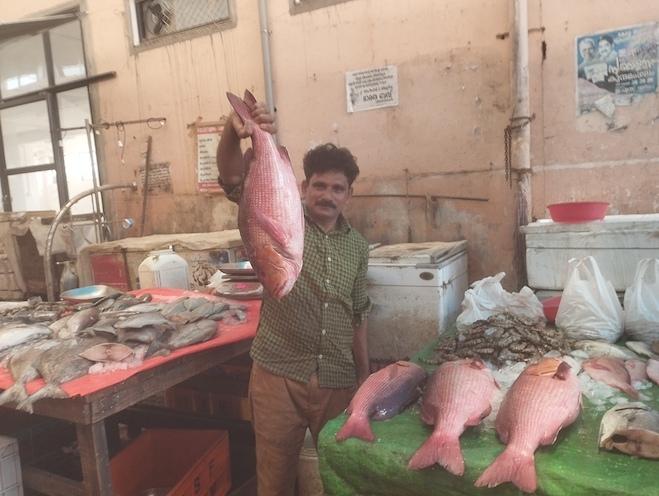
[408,358,498,475]
[583,356,639,399]
[336,361,426,442]
[475,358,581,493]
[226,90,304,299]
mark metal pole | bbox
[258,0,277,143]
[85,118,103,244]
[44,182,138,301]
[512,0,531,288]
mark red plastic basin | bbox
[542,296,561,323]
[547,202,609,223]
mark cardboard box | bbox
[110,429,230,496]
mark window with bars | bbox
[132,0,232,44]
[289,0,357,15]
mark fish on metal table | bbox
[583,356,640,399]
[474,358,581,493]
[115,312,172,329]
[408,359,498,475]
[336,361,426,443]
[166,319,218,350]
[60,307,99,339]
[0,324,52,353]
[599,402,659,459]
[0,340,58,407]
[16,338,105,413]
[227,90,304,300]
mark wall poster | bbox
[196,121,225,193]
[576,22,658,116]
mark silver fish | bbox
[167,320,218,350]
[117,326,164,344]
[625,341,657,359]
[0,340,58,407]
[123,302,164,313]
[599,402,659,459]
[115,312,172,329]
[61,308,99,339]
[17,338,104,413]
[161,297,189,317]
[0,324,52,353]
[574,340,638,360]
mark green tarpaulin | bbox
[319,341,659,495]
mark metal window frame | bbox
[0,18,115,213]
[289,0,357,15]
[127,0,236,51]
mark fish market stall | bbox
[318,335,659,496]
[0,288,260,496]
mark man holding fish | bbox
[217,91,371,496]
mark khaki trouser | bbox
[249,362,354,496]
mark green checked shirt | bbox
[222,180,371,388]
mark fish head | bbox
[254,244,301,300]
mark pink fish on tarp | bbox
[583,356,640,399]
[624,359,648,383]
[408,358,498,475]
[226,90,304,299]
[475,358,581,493]
[336,361,426,442]
[648,359,659,386]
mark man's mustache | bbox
[316,200,337,209]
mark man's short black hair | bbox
[599,35,614,46]
[303,143,360,186]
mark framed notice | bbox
[345,65,399,113]
[196,121,224,192]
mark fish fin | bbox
[469,358,486,370]
[335,414,375,443]
[474,446,537,493]
[621,383,640,400]
[226,92,252,124]
[16,385,68,414]
[243,148,254,174]
[408,433,464,475]
[466,404,492,427]
[243,89,257,106]
[278,145,292,165]
[553,361,572,380]
[253,209,291,252]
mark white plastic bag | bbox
[456,272,544,331]
[624,258,659,344]
[555,257,623,343]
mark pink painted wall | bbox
[3,0,657,289]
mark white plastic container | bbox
[521,214,659,292]
[367,241,468,361]
[0,436,23,496]
[138,247,191,290]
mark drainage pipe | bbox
[257,0,276,121]
[512,0,532,287]
[44,182,138,302]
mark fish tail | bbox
[335,414,375,443]
[408,432,464,475]
[226,92,253,124]
[0,384,27,407]
[621,383,640,399]
[474,446,537,493]
[16,385,67,414]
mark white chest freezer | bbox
[521,214,659,292]
[366,241,468,361]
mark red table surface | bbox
[0,288,260,399]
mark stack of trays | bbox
[215,261,263,300]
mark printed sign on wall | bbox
[576,23,658,116]
[196,122,224,192]
[345,65,399,113]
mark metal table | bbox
[2,338,253,496]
